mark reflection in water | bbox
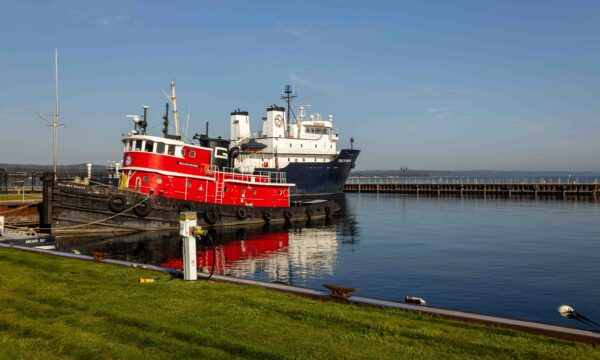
[57,194,353,285]
[56,218,344,285]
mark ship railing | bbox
[221,167,287,184]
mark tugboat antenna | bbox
[281,84,297,133]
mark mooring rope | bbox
[6,195,153,233]
[0,203,34,215]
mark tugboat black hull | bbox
[50,182,340,235]
[265,149,360,197]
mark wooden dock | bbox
[343,183,599,198]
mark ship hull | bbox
[50,182,340,235]
[264,149,360,196]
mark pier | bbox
[343,177,600,198]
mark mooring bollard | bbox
[179,211,198,281]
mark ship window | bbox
[134,140,142,151]
[143,176,149,183]
[167,145,176,156]
[278,189,282,195]
[189,150,196,158]
[187,180,192,188]
[289,144,292,147]
[156,142,165,154]
[156,178,163,185]
[300,144,303,148]
[288,158,290,161]
[223,186,228,193]
[242,188,246,194]
[181,149,186,156]
[145,141,154,152]
[315,144,317,148]
[252,189,257,195]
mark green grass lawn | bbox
[0,248,598,359]
[0,193,42,201]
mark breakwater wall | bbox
[343,183,599,198]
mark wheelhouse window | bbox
[134,140,142,151]
[156,142,165,154]
[167,145,176,156]
[189,150,196,158]
[145,141,154,152]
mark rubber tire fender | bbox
[283,209,293,221]
[179,203,193,212]
[325,206,332,219]
[306,207,314,220]
[263,210,273,223]
[204,207,218,225]
[133,201,152,217]
[108,195,127,213]
[236,207,248,220]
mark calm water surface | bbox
[57,193,600,328]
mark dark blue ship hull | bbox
[265,149,360,196]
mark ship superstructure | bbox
[229,85,360,196]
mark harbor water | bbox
[56,193,600,328]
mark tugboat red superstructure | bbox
[47,81,340,234]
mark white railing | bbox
[221,167,287,184]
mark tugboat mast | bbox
[170,79,180,137]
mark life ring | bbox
[108,195,127,213]
[236,207,248,220]
[263,210,272,222]
[133,201,152,217]
[283,209,293,221]
[204,208,218,225]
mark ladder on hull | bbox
[215,179,224,204]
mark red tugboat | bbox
[47,81,340,234]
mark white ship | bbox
[229,85,360,196]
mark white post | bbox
[179,211,198,281]
[87,163,92,179]
[0,215,4,235]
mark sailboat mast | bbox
[170,80,180,137]
[53,47,59,180]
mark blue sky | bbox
[1,0,599,171]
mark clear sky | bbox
[1,0,599,171]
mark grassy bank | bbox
[0,193,42,202]
[0,248,597,359]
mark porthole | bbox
[252,189,257,195]
[142,176,149,183]
[156,178,163,185]
[278,189,282,195]
[190,150,196,158]
[187,181,192,188]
